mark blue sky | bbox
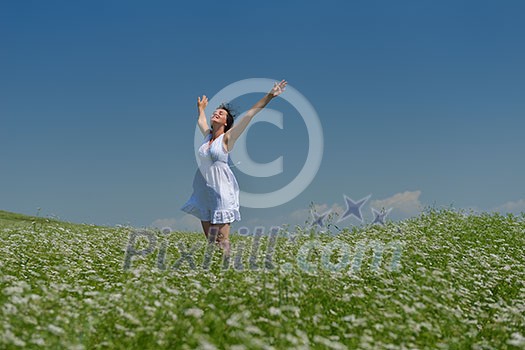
[1,0,524,232]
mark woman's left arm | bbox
[225,80,287,150]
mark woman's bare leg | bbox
[201,221,211,239]
[218,223,231,256]
[208,223,231,256]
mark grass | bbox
[1,208,525,349]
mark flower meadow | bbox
[1,208,525,349]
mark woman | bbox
[181,79,287,256]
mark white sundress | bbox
[181,132,241,224]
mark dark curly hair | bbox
[211,102,237,133]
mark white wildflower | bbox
[47,324,65,336]
[184,307,204,318]
[268,307,281,316]
[507,332,525,347]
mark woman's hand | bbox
[269,80,287,97]
[197,95,208,111]
[197,95,210,135]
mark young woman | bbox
[181,80,287,256]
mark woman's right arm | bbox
[197,95,210,136]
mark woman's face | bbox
[211,108,228,126]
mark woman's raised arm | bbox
[197,95,210,136]
[225,80,287,150]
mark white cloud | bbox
[370,190,423,218]
[277,191,425,228]
[492,199,525,215]
[287,202,345,227]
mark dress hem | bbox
[210,208,241,224]
[181,203,241,224]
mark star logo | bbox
[371,207,392,225]
[310,209,332,228]
[337,194,371,223]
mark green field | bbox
[1,208,524,349]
